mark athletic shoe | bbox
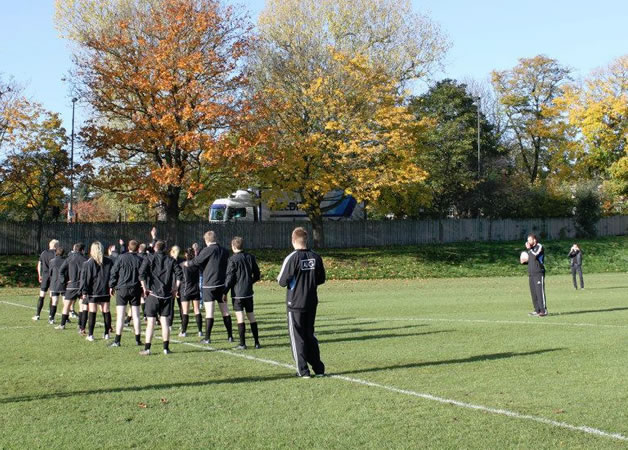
[538,311,548,317]
[227,336,234,343]
[70,311,78,319]
[86,335,94,342]
[48,319,54,325]
[135,340,143,346]
[198,331,204,337]
[528,311,538,316]
[32,315,40,321]
[200,339,211,344]
[104,334,110,340]
[139,349,151,356]
[163,349,172,355]
[54,325,65,330]
[296,373,311,379]
[314,373,326,378]
[234,344,247,350]
[109,342,120,348]
[79,329,86,336]
[178,332,187,338]
[254,343,261,349]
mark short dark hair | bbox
[231,236,244,251]
[128,240,138,252]
[73,243,85,252]
[55,247,65,257]
[186,247,195,261]
[527,233,537,240]
[154,240,165,252]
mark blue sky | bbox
[1,0,626,134]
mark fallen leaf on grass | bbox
[160,398,168,404]
[138,402,147,408]
[553,409,565,414]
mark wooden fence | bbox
[0,216,626,254]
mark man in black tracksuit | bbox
[524,234,547,317]
[33,239,59,321]
[47,247,67,324]
[109,240,144,347]
[139,240,182,355]
[58,243,87,331]
[568,244,584,290]
[186,231,233,344]
[278,227,326,378]
[224,236,261,350]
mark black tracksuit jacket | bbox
[80,257,114,297]
[139,251,182,298]
[179,263,200,299]
[49,256,67,293]
[224,252,261,299]
[526,243,545,275]
[60,251,87,291]
[39,249,56,279]
[110,252,143,290]
[277,249,325,311]
[190,243,229,289]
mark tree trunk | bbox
[309,212,325,249]
[164,188,180,248]
[37,220,44,254]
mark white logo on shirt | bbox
[301,259,315,271]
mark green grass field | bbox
[1,272,627,448]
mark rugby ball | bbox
[520,251,529,264]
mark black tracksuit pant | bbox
[571,265,584,289]
[287,308,324,376]
[529,273,547,313]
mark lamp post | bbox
[476,96,481,179]
[68,97,77,222]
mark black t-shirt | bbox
[39,249,56,278]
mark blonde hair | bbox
[90,241,104,265]
[49,239,59,249]
[292,227,308,247]
[170,245,181,259]
[204,230,216,243]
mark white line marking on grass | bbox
[173,340,628,443]
[4,300,628,442]
[0,325,38,330]
[318,316,628,329]
[0,300,38,310]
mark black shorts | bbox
[145,295,172,318]
[181,294,200,302]
[87,296,110,304]
[51,292,64,297]
[232,297,254,313]
[115,288,142,307]
[64,288,81,300]
[40,277,51,291]
[202,287,225,302]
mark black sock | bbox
[206,318,214,339]
[36,296,44,316]
[145,342,151,351]
[163,340,170,351]
[181,314,189,334]
[105,312,112,332]
[223,315,233,338]
[237,322,246,346]
[61,314,69,326]
[88,312,96,336]
[135,334,141,344]
[250,321,259,344]
[141,304,146,317]
[80,311,87,330]
[177,298,183,323]
[195,314,203,333]
[49,305,57,321]
[115,334,121,344]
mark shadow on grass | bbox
[0,373,296,405]
[258,329,453,349]
[259,324,428,340]
[333,348,565,376]
[581,286,628,291]
[551,306,628,316]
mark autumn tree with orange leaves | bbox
[55,0,253,230]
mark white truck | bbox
[208,189,363,222]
